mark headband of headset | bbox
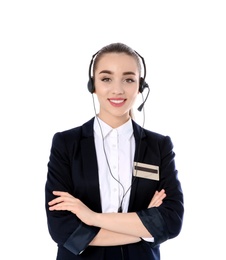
[87,49,149,94]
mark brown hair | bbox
[92,42,142,77]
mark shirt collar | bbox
[94,116,133,140]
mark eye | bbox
[125,78,135,83]
[101,77,111,82]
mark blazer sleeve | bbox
[136,135,184,247]
[45,132,100,255]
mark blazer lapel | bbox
[128,121,148,212]
[80,118,102,213]
[80,119,149,213]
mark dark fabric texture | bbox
[45,117,184,259]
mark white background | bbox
[0,1,226,259]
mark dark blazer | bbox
[45,117,184,260]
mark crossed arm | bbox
[48,189,166,246]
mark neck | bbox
[97,113,131,128]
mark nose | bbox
[112,80,124,94]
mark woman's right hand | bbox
[148,189,166,208]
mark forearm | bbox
[93,212,152,238]
[89,228,141,246]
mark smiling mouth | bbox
[109,99,125,104]
[108,99,126,106]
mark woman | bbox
[45,42,184,259]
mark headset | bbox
[87,49,150,111]
[88,48,150,213]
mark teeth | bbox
[110,100,124,104]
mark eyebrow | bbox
[98,70,136,76]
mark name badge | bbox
[133,162,160,181]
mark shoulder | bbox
[51,117,95,145]
[144,128,174,151]
[132,120,172,142]
[132,120,174,151]
[144,128,172,143]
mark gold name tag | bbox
[133,162,159,181]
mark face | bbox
[94,53,140,127]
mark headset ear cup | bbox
[139,77,144,93]
[139,77,149,93]
[87,77,95,93]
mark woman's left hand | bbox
[148,189,166,208]
[48,191,96,226]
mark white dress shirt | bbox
[94,116,135,213]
